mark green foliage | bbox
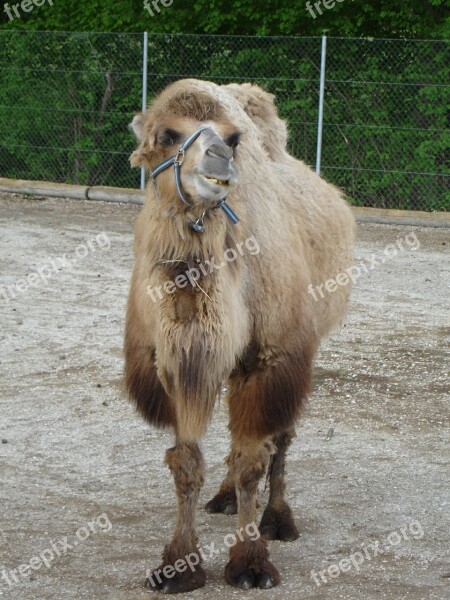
[0,31,142,187]
[0,0,449,38]
[319,38,450,210]
[0,0,448,210]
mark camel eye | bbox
[158,128,182,147]
[224,132,242,150]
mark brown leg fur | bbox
[260,428,300,542]
[224,438,281,590]
[205,452,238,515]
[228,346,314,440]
[205,449,263,515]
[146,442,206,594]
[124,323,176,429]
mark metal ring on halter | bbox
[190,211,207,233]
[174,148,185,166]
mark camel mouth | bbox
[191,170,237,201]
[190,165,238,202]
[201,175,231,187]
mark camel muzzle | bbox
[150,127,239,233]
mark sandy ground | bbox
[0,193,449,600]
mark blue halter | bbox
[150,128,240,233]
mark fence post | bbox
[316,35,327,175]
[140,31,149,191]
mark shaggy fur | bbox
[124,78,355,591]
[222,83,289,162]
[259,429,300,542]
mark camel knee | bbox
[165,443,205,492]
[230,439,275,494]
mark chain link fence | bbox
[0,31,448,211]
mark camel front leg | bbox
[225,438,281,589]
[205,446,264,516]
[146,440,206,594]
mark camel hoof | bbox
[258,572,277,589]
[146,564,206,594]
[259,503,299,542]
[226,565,280,590]
[205,489,237,515]
[260,522,299,542]
[225,539,281,590]
[162,580,178,594]
[223,502,238,515]
[237,573,255,589]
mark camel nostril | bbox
[206,143,233,161]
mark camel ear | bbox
[129,113,156,168]
[129,113,146,142]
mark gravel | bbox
[0,193,448,600]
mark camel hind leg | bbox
[259,428,300,541]
[205,451,238,515]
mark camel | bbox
[124,78,355,593]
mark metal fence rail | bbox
[0,31,448,211]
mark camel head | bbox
[130,105,242,208]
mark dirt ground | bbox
[0,193,448,600]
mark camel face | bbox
[188,125,240,203]
[131,113,240,206]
